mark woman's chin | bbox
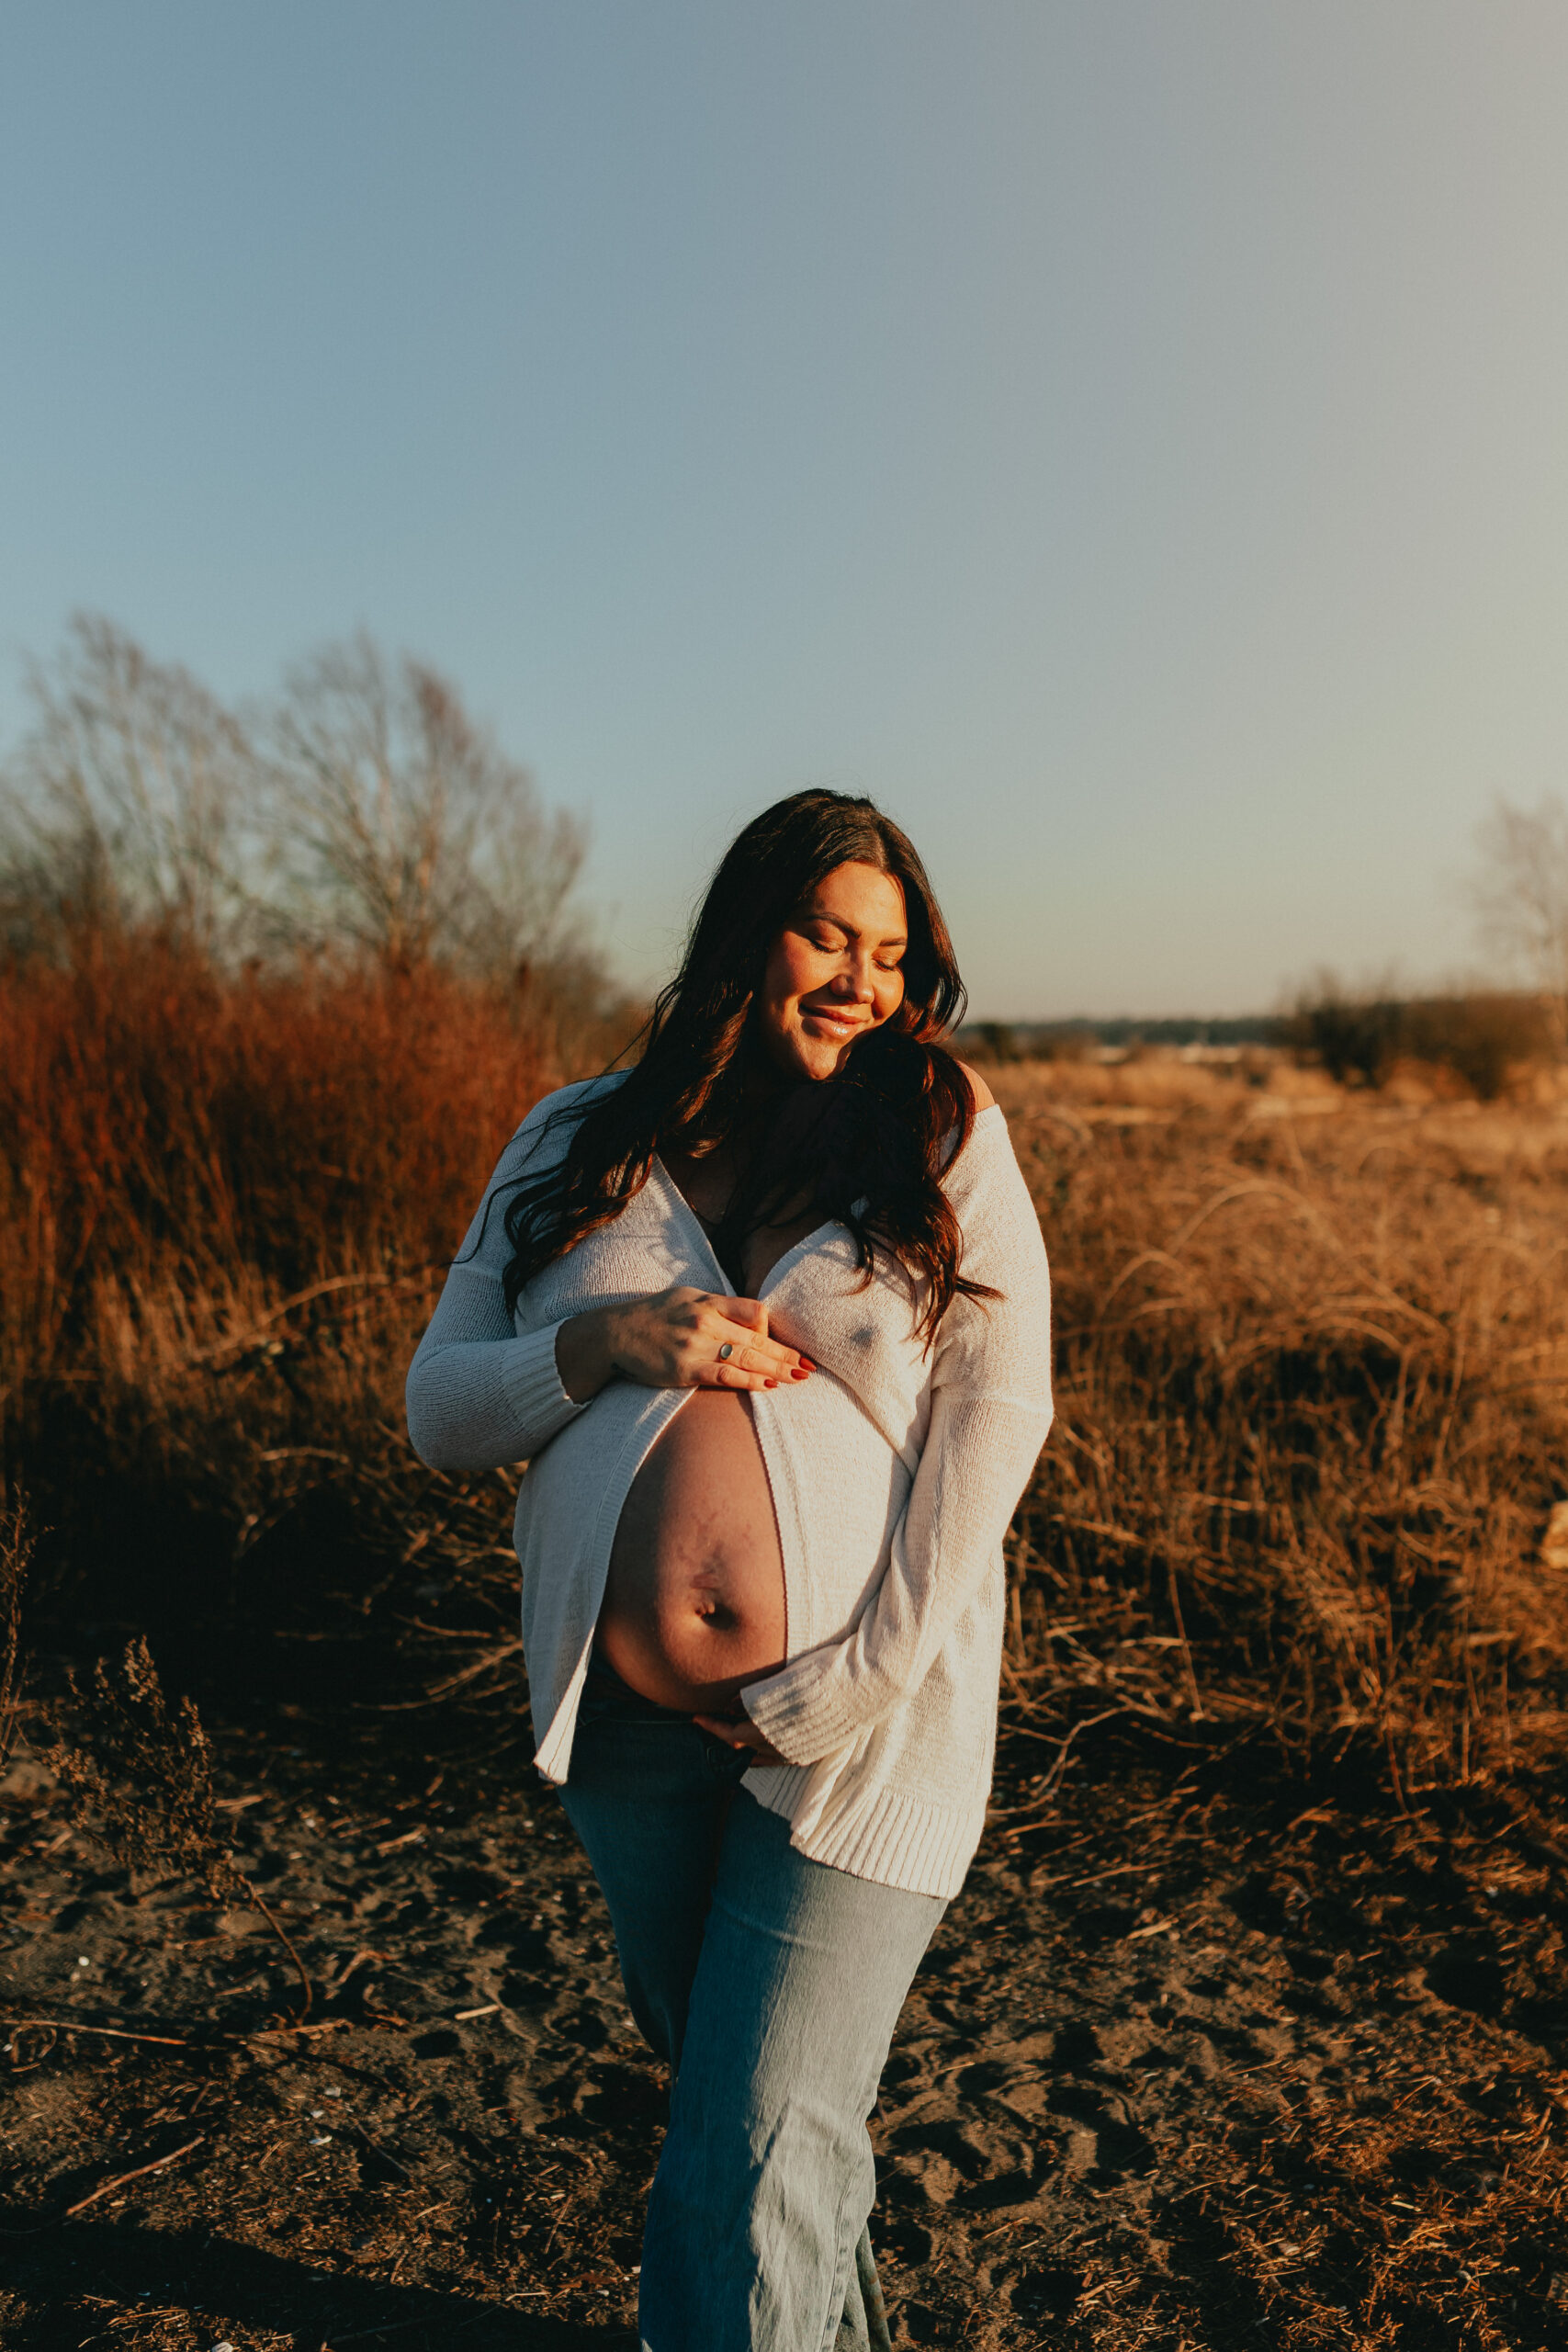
[761,1046,832,1086]
[770,1031,855,1084]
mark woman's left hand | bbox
[692,1711,789,1768]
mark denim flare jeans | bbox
[558,1656,946,2352]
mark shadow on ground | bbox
[5,2218,633,2351]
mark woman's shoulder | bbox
[939,1077,1027,1224]
[954,1058,996,1112]
[939,1062,1006,1177]
[518,1069,628,1125]
[508,1069,629,1149]
[939,1073,1050,1325]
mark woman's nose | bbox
[830,966,874,1003]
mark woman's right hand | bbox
[555,1289,813,1404]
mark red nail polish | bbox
[764,1377,778,1388]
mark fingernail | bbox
[791,1369,807,1381]
[764,1377,778,1389]
[798,1357,817,1371]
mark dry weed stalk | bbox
[43,1636,311,2019]
[0,1495,29,1774]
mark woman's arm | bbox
[737,1118,1052,1764]
[405,1088,810,1474]
[409,1281,813,1475]
[406,1088,600,1473]
[405,1272,588,1475]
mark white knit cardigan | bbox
[405,1076,1053,1899]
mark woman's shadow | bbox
[13,2217,636,2350]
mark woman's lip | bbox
[802,1008,863,1033]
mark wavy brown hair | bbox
[499,790,994,1340]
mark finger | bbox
[701,1350,807,1389]
[699,1363,789,1392]
[712,1317,784,1359]
[723,1341,806,1376]
[702,1321,806,1377]
[693,1713,757,1751]
[714,1321,806,1374]
[725,1296,770,1338]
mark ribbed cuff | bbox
[742,1647,884,1766]
[745,1768,985,1899]
[502,1320,590,1456]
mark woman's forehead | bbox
[796,862,907,933]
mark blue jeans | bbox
[558,1656,946,2352]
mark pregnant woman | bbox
[407,790,1053,2349]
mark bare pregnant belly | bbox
[595,1391,787,1714]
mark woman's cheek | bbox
[787,944,825,996]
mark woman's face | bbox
[758,860,908,1082]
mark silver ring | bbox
[716,1342,734,1362]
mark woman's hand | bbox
[690,1710,790,1768]
[555,1288,812,1404]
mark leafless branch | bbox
[1471,792,1568,1054]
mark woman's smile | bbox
[801,1001,868,1039]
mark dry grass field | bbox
[998,1050,1568,1789]
[5,954,1568,2349]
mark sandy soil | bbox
[6,1682,1568,2352]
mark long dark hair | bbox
[500,790,991,1340]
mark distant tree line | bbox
[961,1015,1279,1061]
[964,989,1558,1099]
[1281,984,1555,1099]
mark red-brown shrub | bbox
[1,933,627,1637]
[0,937,564,1383]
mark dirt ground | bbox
[7,1068,1568,2347]
[6,1668,1568,2352]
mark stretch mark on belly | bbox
[596,1390,789,1713]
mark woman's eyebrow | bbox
[807,910,908,946]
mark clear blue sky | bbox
[4,3,1566,1017]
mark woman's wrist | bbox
[555,1306,617,1403]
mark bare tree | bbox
[264,635,585,978]
[0,619,592,989]
[0,613,260,958]
[1472,793,1568,1056]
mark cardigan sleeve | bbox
[404,1082,602,1473]
[739,1117,1053,1764]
